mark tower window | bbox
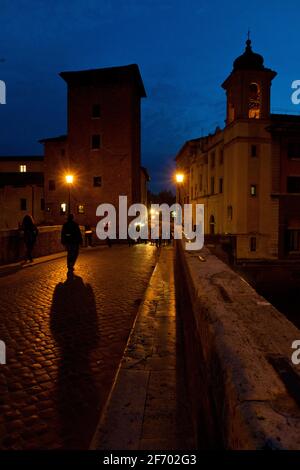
[93,176,102,187]
[91,134,101,149]
[288,143,300,159]
[20,165,27,173]
[49,180,56,191]
[251,145,257,157]
[250,237,257,252]
[287,177,300,193]
[248,82,261,119]
[92,104,101,118]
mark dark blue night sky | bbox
[0,0,299,191]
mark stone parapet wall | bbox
[175,240,300,449]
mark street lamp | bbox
[175,173,184,184]
[175,172,184,205]
[65,174,74,215]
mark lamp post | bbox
[65,174,74,215]
[175,172,184,205]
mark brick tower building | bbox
[40,64,147,228]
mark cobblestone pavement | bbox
[0,244,157,449]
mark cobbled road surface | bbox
[0,244,157,449]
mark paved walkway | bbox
[0,245,157,449]
[91,246,196,450]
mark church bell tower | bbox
[222,37,277,125]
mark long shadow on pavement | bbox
[50,274,100,449]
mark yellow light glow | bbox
[175,173,184,183]
[65,174,74,184]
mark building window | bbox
[77,204,85,214]
[250,237,257,252]
[227,205,233,220]
[20,165,27,173]
[248,82,261,119]
[219,149,224,165]
[287,230,300,252]
[41,198,45,211]
[210,152,215,168]
[93,176,102,187]
[92,104,101,118]
[20,198,27,211]
[211,177,215,194]
[199,174,203,192]
[209,215,215,235]
[250,184,257,196]
[288,143,300,159]
[219,178,223,193]
[91,134,101,149]
[60,203,67,214]
[49,180,56,191]
[251,145,257,157]
[287,176,300,193]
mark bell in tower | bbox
[222,36,277,125]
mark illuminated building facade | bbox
[176,40,300,260]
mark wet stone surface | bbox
[0,244,156,449]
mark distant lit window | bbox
[93,176,102,187]
[250,237,257,252]
[219,178,223,193]
[92,104,101,118]
[251,145,257,157]
[20,165,27,173]
[60,203,67,214]
[41,198,45,211]
[227,205,233,220]
[20,198,27,211]
[91,134,101,149]
[287,176,300,193]
[248,82,261,119]
[250,184,257,196]
[77,204,85,214]
[49,180,56,191]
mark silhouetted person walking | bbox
[61,214,83,274]
[21,214,38,263]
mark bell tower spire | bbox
[222,38,277,124]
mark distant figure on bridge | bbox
[61,214,83,274]
[21,214,39,263]
[84,224,93,247]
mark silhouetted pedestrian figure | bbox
[84,224,93,247]
[21,214,38,263]
[61,214,83,273]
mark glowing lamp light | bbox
[175,173,184,183]
[65,174,74,184]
